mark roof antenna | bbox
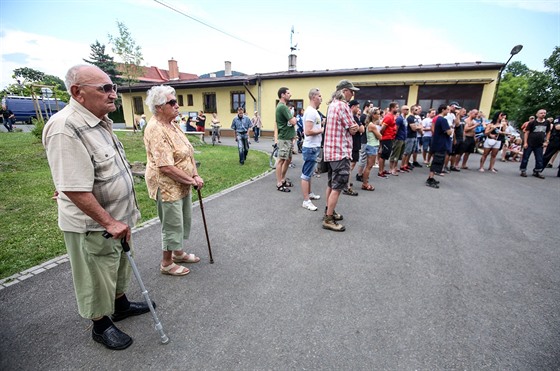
[290,26,298,53]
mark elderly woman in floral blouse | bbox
[144,85,204,276]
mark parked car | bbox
[1,96,67,124]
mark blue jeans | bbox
[237,133,249,163]
[300,147,320,181]
[253,127,260,142]
[520,145,544,173]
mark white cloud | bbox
[1,29,90,89]
[484,0,560,13]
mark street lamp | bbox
[491,44,523,110]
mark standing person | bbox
[421,108,435,165]
[520,109,550,178]
[211,112,221,143]
[450,107,467,171]
[356,101,373,181]
[391,105,408,175]
[43,65,150,350]
[1,104,15,132]
[322,80,359,231]
[460,108,478,169]
[251,111,262,143]
[344,99,361,196]
[300,88,324,211]
[275,87,297,192]
[195,110,206,134]
[143,85,203,277]
[138,114,147,130]
[231,107,252,165]
[479,111,506,173]
[378,102,398,178]
[361,108,382,191]
[411,105,423,168]
[542,115,560,171]
[296,108,305,153]
[402,104,420,172]
[426,104,453,188]
[444,102,460,172]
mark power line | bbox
[153,0,277,54]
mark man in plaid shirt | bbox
[322,80,359,231]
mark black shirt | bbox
[526,119,550,147]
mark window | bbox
[274,99,304,115]
[231,91,246,113]
[187,94,193,106]
[355,86,409,109]
[203,93,216,113]
[177,95,184,106]
[132,96,144,115]
[417,84,484,112]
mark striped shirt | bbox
[43,98,140,232]
[324,98,354,162]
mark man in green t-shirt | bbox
[275,87,297,192]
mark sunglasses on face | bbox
[79,83,118,94]
[166,99,177,106]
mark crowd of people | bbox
[272,81,559,231]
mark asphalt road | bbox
[1,138,559,370]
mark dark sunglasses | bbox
[79,83,118,94]
[166,99,177,106]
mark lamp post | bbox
[491,44,523,110]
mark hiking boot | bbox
[343,188,359,196]
[324,207,343,221]
[302,200,318,211]
[425,178,439,188]
[322,215,346,232]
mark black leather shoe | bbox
[111,301,155,322]
[92,325,133,350]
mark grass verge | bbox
[0,131,269,279]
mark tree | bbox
[504,61,530,77]
[108,21,144,130]
[12,67,45,85]
[83,40,121,84]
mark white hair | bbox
[145,85,176,114]
[64,64,100,93]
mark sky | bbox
[0,0,559,90]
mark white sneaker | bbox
[372,164,379,168]
[308,192,321,200]
[302,200,318,211]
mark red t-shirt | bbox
[381,113,397,140]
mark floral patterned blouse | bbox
[143,117,197,202]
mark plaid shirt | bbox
[323,98,354,161]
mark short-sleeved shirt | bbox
[395,115,407,140]
[406,115,418,138]
[143,117,197,202]
[276,102,296,140]
[231,115,252,133]
[422,117,433,137]
[324,98,354,162]
[302,106,322,148]
[381,113,397,140]
[431,116,451,153]
[526,119,550,147]
[42,98,140,232]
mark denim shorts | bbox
[300,146,320,181]
[422,137,432,152]
[365,145,379,156]
[404,138,416,155]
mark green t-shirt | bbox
[275,102,295,140]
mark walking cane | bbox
[103,232,169,344]
[195,186,214,263]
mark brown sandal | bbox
[361,184,375,191]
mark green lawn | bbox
[0,131,269,279]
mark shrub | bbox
[30,118,45,140]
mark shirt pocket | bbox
[91,145,119,180]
